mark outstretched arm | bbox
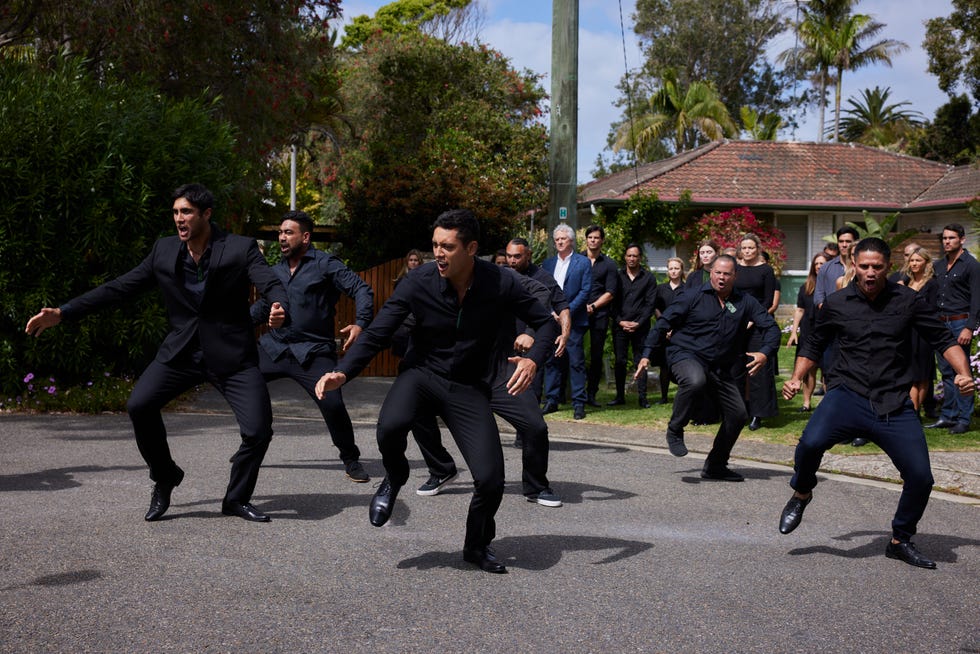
[25,308,62,337]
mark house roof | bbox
[579,140,980,213]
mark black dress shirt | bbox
[586,252,620,317]
[615,267,657,325]
[642,282,779,373]
[935,249,980,331]
[251,246,374,364]
[652,280,684,317]
[339,258,559,388]
[799,280,958,415]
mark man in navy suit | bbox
[26,183,289,523]
[541,223,592,419]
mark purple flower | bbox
[23,373,34,383]
[47,386,56,395]
[27,384,33,392]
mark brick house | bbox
[578,140,980,321]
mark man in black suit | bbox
[25,183,288,523]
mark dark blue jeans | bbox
[791,386,934,541]
[936,318,974,425]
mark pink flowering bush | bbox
[678,207,787,275]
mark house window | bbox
[644,244,676,272]
[775,214,809,274]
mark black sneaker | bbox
[700,465,744,482]
[416,471,458,496]
[345,460,370,483]
[526,489,562,507]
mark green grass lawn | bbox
[555,346,980,454]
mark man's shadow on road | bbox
[0,465,145,492]
[397,533,654,573]
[165,490,397,523]
[786,530,980,565]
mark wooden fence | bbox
[252,257,404,377]
[334,257,403,377]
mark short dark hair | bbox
[943,223,966,238]
[282,210,314,235]
[836,226,860,240]
[852,237,891,259]
[585,224,605,238]
[433,209,479,245]
[173,183,214,212]
[823,241,839,254]
[508,237,530,249]
[711,253,738,270]
[494,248,507,259]
[624,242,642,254]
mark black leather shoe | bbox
[948,422,970,434]
[573,405,586,420]
[700,465,744,482]
[779,493,811,534]
[606,397,626,406]
[748,416,763,431]
[925,419,956,429]
[463,547,508,574]
[541,402,559,415]
[638,397,651,409]
[144,468,184,521]
[885,540,936,569]
[585,396,601,408]
[666,433,688,457]
[221,501,271,522]
[851,437,869,446]
[658,397,670,405]
[369,477,401,527]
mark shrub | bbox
[0,57,244,395]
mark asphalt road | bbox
[1,378,978,653]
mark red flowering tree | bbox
[678,206,786,274]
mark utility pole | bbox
[548,0,578,245]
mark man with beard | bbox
[26,183,288,523]
[780,238,974,569]
[251,210,375,483]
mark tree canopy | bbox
[4,0,343,181]
[326,31,549,268]
[924,0,980,103]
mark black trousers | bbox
[257,348,360,463]
[414,363,553,497]
[126,355,273,503]
[490,363,552,496]
[586,315,610,399]
[377,368,504,551]
[668,358,747,469]
[611,324,650,399]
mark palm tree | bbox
[740,106,781,140]
[823,13,907,142]
[835,86,923,148]
[613,69,736,158]
[782,0,906,142]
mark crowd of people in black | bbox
[24,187,977,572]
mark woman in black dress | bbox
[898,247,938,412]
[786,253,828,411]
[735,233,779,430]
[652,257,686,403]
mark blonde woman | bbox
[899,247,939,411]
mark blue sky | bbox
[340,0,956,183]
